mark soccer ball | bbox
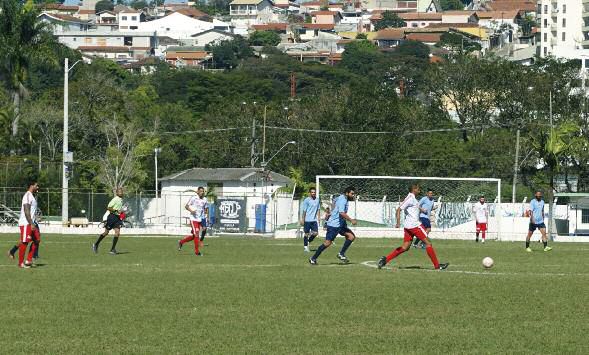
[482,257,494,269]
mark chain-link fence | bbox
[0,187,298,233]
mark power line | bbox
[155,127,250,135]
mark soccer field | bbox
[2,234,589,354]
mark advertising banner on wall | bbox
[216,197,246,233]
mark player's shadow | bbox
[32,263,47,267]
[113,251,131,255]
[326,262,356,266]
[398,265,424,270]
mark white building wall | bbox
[537,0,584,58]
[138,12,214,40]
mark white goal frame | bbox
[316,175,503,240]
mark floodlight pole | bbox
[154,147,161,223]
[512,128,520,203]
[62,57,81,227]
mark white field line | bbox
[360,261,589,277]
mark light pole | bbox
[260,141,296,169]
[154,147,161,223]
[62,57,81,226]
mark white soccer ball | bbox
[482,257,494,269]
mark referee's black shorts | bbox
[105,213,123,230]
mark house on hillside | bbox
[311,11,343,25]
[138,12,216,40]
[441,11,479,24]
[191,29,237,47]
[118,8,145,30]
[229,0,278,33]
[375,28,406,48]
[400,12,442,28]
[165,46,211,67]
[39,12,90,32]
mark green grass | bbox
[1,234,589,354]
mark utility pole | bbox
[512,128,520,203]
[262,105,267,163]
[62,58,69,227]
[250,117,257,167]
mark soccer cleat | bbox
[92,243,98,254]
[475,237,479,243]
[195,252,203,256]
[437,263,449,270]
[304,246,310,253]
[177,240,182,251]
[481,239,485,244]
[24,261,33,268]
[109,249,118,255]
[526,247,533,253]
[336,253,349,263]
[377,256,387,269]
[544,246,553,252]
[309,257,317,266]
[19,263,31,269]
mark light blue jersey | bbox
[419,197,434,219]
[326,195,348,228]
[530,199,544,224]
[301,197,320,222]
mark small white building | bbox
[191,29,237,47]
[229,0,277,33]
[138,12,215,40]
[158,168,293,232]
[118,9,144,30]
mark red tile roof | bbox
[45,13,89,23]
[485,0,535,12]
[78,10,96,15]
[399,12,443,21]
[41,4,79,11]
[311,11,338,15]
[172,8,209,18]
[475,10,520,20]
[405,33,442,43]
[375,28,405,40]
[252,23,288,31]
[301,23,335,30]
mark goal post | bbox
[315,175,502,240]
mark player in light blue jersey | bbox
[309,186,357,265]
[413,188,437,248]
[526,191,552,252]
[300,187,321,252]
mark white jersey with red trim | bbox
[400,192,421,229]
[187,195,208,222]
[18,191,37,226]
[473,203,488,223]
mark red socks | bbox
[193,238,200,254]
[180,235,194,245]
[386,247,406,263]
[18,243,27,265]
[481,231,486,240]
[425,245,440,269]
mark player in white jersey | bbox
[377,184,448,270]
[473,195,488,243]
[12,180,40,268]
[178,187,209,256]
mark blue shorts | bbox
[529,223,546,232]
[304,221,318,234]
[325,226,353,241]
[419,217,431,229]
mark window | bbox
[544,5,547,14]
[563,18,566,27]
[412,23,418,28]
[544,19,547,27]
[544,33,547,42]
[563,4,566,14]
[544,47,547,56]
[562,32,566,41]
[124,36,132,46]
[122,16,127,20]
[131,16,137,21]
[583,209,589,224]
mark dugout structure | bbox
[316,175,503,240]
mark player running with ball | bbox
[378,184,449,270]
[178,187,208,256]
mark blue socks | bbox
[339,239,353,256]
[308,234,316,243]
[312,244,327,260]
[304,235,309,247]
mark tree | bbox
[439,0,464,11]
[374,11,406,31]
[205,36,254,69]
[95,0,114,13]
[0,0,58,140]
[130,0,147,10]
[248,31,281,46]
[340,40,382,75]
[436,32,482,54]
[356,33,367,40]
[394,40,430,59]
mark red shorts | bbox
[19,225,39,243]
[476,223,487,232]
[403,225,428,242]
[190,221,202,236]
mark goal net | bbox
[316,175,502,240]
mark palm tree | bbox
[0,0,58,139]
